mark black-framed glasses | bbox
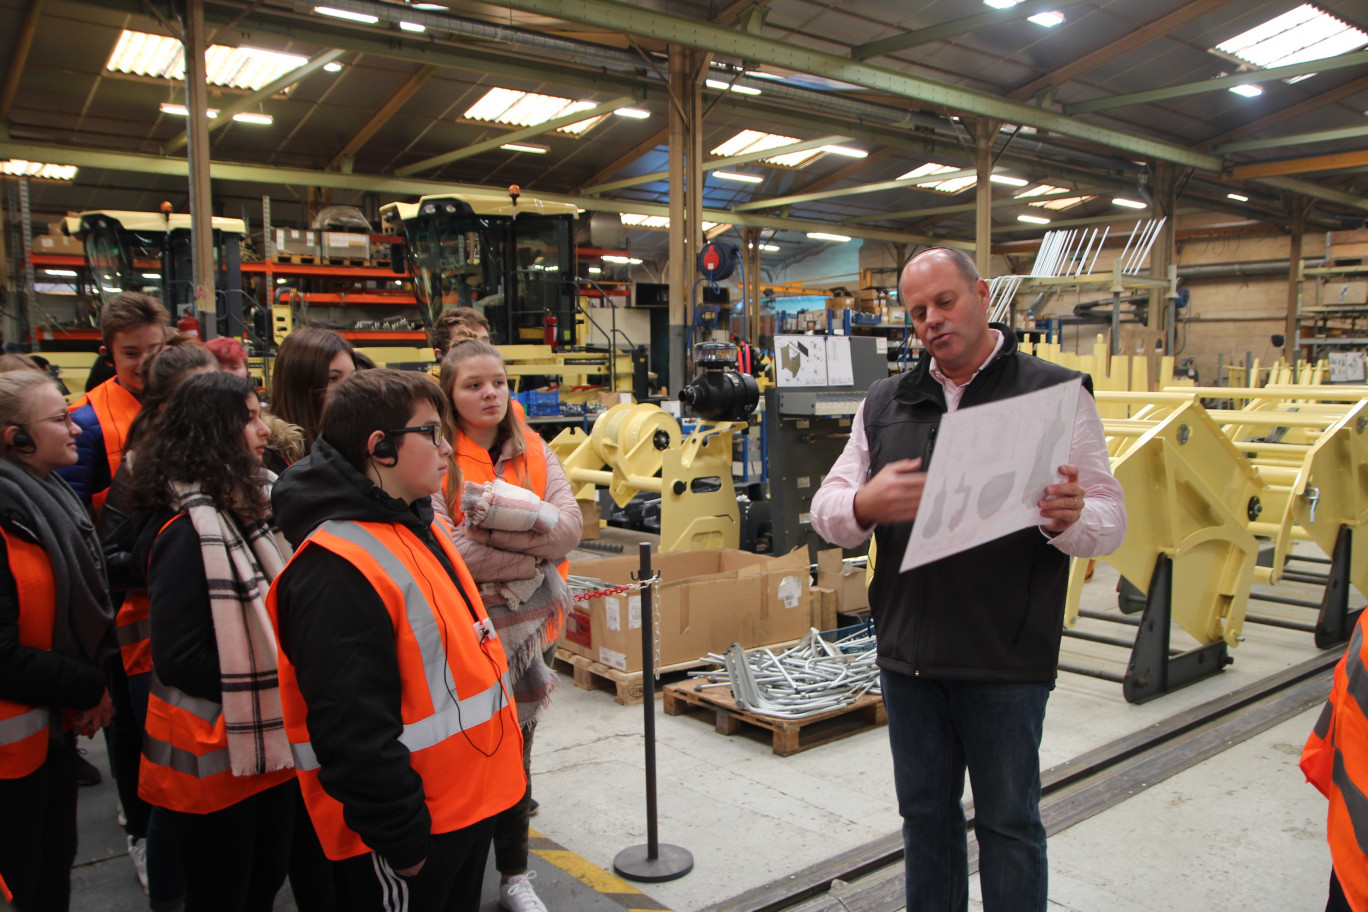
[386,424,444,446]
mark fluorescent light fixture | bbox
[714,170,764,183]
[1017,214,1051,224]
[749,243,781,252]
[820,145,868,158]
[1230,83,1264,97]
[323,61,343,73]
[2,160,77,180]
[1228,192,1250,202]
[984,0,1023,7]
[806,232,851,242]
[464,87,606,136]
[1214,5,1367,85]
[399,21,426,33]
[411,2,448,8]
[601,254,643,265]
[706,79,761,95]
[1112,197,1148,209]
[588,266,602,274]
[160,102,219,118]
[141,273,162,279]
[614,107,651,119]
[1028,11,1064,27]
[990,174,1029,186]
[276,278,287,285]
[500,142,549,153]
[232,112,273,125]
[43,269,78,277]
[314,6,378,24]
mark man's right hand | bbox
[396,858,426,878]
[854,458,926,526]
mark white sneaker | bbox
[127,835,149,895]
[500,870,548,912]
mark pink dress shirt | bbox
[810,330,1127,559]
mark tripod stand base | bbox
[613,843,693,883]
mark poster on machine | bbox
[900,379,1081,572]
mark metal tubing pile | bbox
[689,627,881,719]
[1028,226,1110,278]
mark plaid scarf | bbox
[171,481,292,776]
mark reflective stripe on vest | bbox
[287,520,511,772]
[71,378,140,510]
[0,527,56,777]
[116,592,153,676]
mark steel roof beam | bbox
[732,168,979,212]
[394,96,638,177]
[0,139,970,248]
[1201,73,1368,147]
[163,49,346,155]
[1,0,46,124]
[1230,149,1368,180]
[488,0,1223,171]
[1007,0,1234,101]
[581,135,850,194]
[1215,124,1368,155]
[1065,49,1368,115]
[331,64,437,171]
[994,207,1204,234]
[851,0,1072,60]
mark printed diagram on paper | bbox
[774,335,854,387]
[901,379,1081,572]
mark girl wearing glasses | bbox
[436,338,581,912]
[0,370,116,911]
[123,372,298,912]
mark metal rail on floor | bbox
[702,649,1341,912]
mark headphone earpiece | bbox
[99,350,115,367]
[372,435,398,465]
[10,427,35,454]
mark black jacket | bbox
[271,437,479,870]
[865,328,1091,683]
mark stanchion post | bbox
[613,542,693,883]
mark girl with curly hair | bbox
[125,372,298,912]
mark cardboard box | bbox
[598,390,633,409]
[816,549,869,614]
[32,234,83,256]
[810,586,839,633]
[829,295,855,311]
[321,231,370,261]
[273,228,318,258]
[562,547,812,673]
[578,499,601,541]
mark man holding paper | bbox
[811,247,1125,912]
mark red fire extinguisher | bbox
[543,311,558,348]
[176,315,201,339]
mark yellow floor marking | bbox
[533,849,643,895]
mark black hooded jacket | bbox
[270,437,480,870]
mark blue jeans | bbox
[880,669,1052,912]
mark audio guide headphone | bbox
[9,427,35,454]
[99,348,115,367]
[371,434,398,466]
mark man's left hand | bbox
[1039,464,1084,534]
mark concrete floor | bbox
[66,530,1348,912]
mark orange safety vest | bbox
[268,517,525,860]
[1302,615,1368,910]
[116,592,152,677]
[0,868,11,902]
[70,378,141,511]
[137,517,292,814]
[0,528,56,779]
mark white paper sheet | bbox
[900,378,1081,572]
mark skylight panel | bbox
[620,213,720,231]
[1,160,77,181]
[1214,5,1367,82]
[1029,195,1094,211]
[897,162,976,194]
[710,130,824,168]
[105,30,310,91]
[462,88,605,136]
[1015,184,1070,199]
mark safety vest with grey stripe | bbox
[289,520,510,773]
[142,674,233,779]
[117,616,151,648]
[0,707,47,747]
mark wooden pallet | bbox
[662,680,886,756]
[320,256,369,267]
[551,648,713,706]
[273,253,317,265]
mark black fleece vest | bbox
[863,334,1092,682]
